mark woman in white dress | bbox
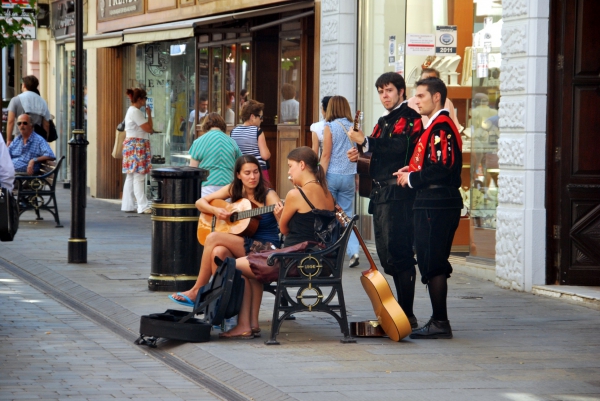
[310,96,332,159]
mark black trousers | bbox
[414,208,461,284]
[371,198,416,276]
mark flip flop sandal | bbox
[168,293,194,307]
[251,327,261,337]
[218,331,254,340]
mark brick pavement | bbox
[1,187,599,401]
[0,266,218,401]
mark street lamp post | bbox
[68,0,88,263]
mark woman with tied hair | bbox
[188,112,242,197]
[169,155,282,339]
[121,88,154,214]
[212,146,337,339]
[319,95,360,267]
[230,99,272,182]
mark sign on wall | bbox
[406,34,435,56]
[51,0,87,38]
[98,0,144,22]
[435,25,457,56]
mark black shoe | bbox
[408,316,418,329]
[409,318,453,339]
[348,254,360,268]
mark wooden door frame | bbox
[545,0,563,284]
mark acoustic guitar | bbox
[335,206,412,342]
[197,198,277,245]
[354,111,374,197]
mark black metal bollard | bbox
[148,167,208,291]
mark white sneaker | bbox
[349,254,360,268]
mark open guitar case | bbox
[135,257,244,347]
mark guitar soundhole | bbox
[229,212,238,222]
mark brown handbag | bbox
[247,241,321,283]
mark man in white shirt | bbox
[189,97,209,137]
[0,134,15,192]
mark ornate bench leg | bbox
[335,284,356,344]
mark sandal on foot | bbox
[218,331,254,340]
[168,293,194,307]
[251,327,261,338]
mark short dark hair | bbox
[202,112,227,133]
[374,72,406,100]
[321,96,332,111]
[199,96,208,103]
[415,77,447,107]
[22,75,39,91]
[241,99,264,122]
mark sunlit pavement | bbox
[1,187,599,401]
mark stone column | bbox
[320,0,358,111]
[496,0,549,291]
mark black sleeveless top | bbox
[283,186,335,247]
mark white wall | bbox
[320,0,358,111]
[495,0,549,291]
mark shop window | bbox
[133,37,195,166]
[224,44,236,125]
[211,47,223,118]
[279,31,301,124]
[358,0,503,259]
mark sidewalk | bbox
[1,187,599,401]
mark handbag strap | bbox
[334,120,353,142]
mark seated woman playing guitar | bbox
[218,146,336,339]
[169,155,281,316]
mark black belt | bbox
[427,184,451,189]
[372,178,398,187]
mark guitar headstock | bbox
[353,110,362,132]
[335,204,352,226]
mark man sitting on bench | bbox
[8,114,55,176]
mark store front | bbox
[52,0,87,183]
[91,1,316,199]
[357,0,503,262]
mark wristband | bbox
[361,138,368,147]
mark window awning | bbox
[61,32,123,51]
[122,1,314,44]
[83,32,123,49]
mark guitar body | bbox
[335,204,412,342]
[356,152,373,197]
[360,268,412,342]
[197,199,259,245]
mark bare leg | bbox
[221,277,253,336]
[222,257,264,335]
[171,232,246,301]
[249,278,264,330]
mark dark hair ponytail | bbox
[287,146,329,194]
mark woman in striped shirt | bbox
[230,100,272,183]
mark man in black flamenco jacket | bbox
[396,77,463,339]
[347,72,423,329]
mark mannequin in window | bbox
[224,91,235,125]
[280,83,299,123]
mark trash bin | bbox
[148,167,208,291]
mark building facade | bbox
[8,0,598,291]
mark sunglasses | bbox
[255,114,263,120]
[17,121,29,126]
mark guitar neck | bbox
[335,206,378,272]
[353,225,378,272]
[231,204,276,222]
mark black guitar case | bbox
[136,257,244,347]
[0,187,19,242]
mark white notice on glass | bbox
[476,52,488,78]
[406,34,435,55]
[388,35,396,66]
